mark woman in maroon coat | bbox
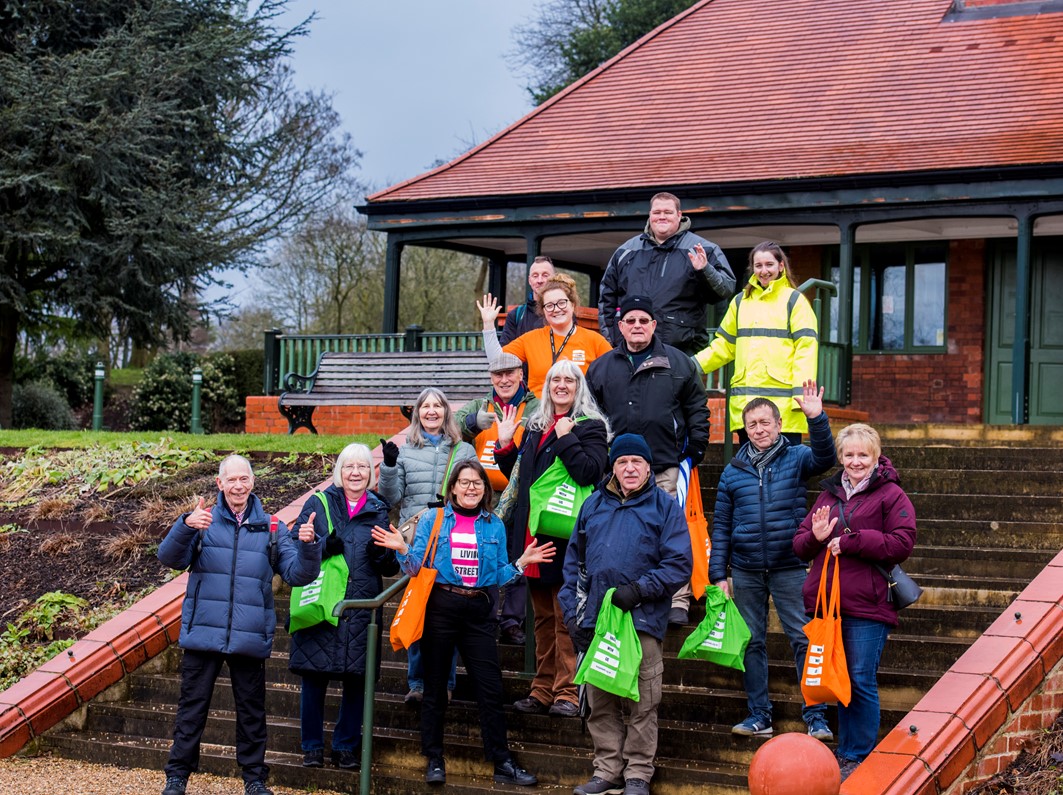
[793,423,916,781]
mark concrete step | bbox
[914,518,1063,551]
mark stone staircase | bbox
[42,427,1063,793]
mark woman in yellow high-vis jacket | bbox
[694,241,819,443]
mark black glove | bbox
[367,540,400,575]
[611,582,642,612]
[323,533,345,559]
[566,620,594,655]
[380,438,399,467]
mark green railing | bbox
[263,327,484,394]
[798,278,850,407]
[333,576,411,795]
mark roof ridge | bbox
[367,0,714,202]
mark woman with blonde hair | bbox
[793,423,917,781]
[694,241,818,444]
[378,386,474,703]
[479,273,613,396]
[493,359,610,717]
[289,443,398,770]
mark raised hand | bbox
[477,293,502,328]
[298,512,317,543]
[688,243,708,271]
[496,403,519,448]
[517,538,555,569]
[371,523,409,555]
[185,496,212,531]
[380,438,400,467]
[794,379,825,418]
[811,505,838,543]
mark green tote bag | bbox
[574,587,643,701]
[288,492,350,633]
[527,456,593,540]
[678,584,751,671]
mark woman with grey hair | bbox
[288,443,398,770]
[378,386,475,703]
[494,359,610,717]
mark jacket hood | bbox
[641,214,692,246]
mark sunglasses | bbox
[621,317,654,326]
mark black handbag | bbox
[875,564,923,609]
[836,498,922,609]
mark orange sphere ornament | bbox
[748,732,841,795]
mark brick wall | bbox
[850,239,986,424]
[955,661,1063,790]
[245,396,411,436]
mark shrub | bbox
[129,352,241,433]
[14,350,102,409]
[225,348,265,403]
[11,381,78,430]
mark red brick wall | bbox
[245,396,411,436]
[850,239,985,424]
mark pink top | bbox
[347,492,367,518]
[449,512,480,587]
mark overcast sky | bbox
[277,0,541,192]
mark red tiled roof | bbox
[369,0,1063,204]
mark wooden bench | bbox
[277,351,492,434]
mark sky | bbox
[276,0,541,192]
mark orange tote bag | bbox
[685,467,711,599]
[390,509,445,652]
[800,554,851,707]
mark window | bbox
[827,242,947,352]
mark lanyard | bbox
[549,324,576,363]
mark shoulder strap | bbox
[423,508,446,569]
[438,445,460,495]
[786,290,800,337]
[314,491,334,536]
[267,514,281,570]
[514,303,527,325]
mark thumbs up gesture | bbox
[298,512,318,543]
[185,496,212,531]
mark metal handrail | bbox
[333,575,411,795]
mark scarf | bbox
[747,435,786,471]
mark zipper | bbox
[225,517,239,647]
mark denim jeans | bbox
[731,566,827,725]
[299,672,365,752]
[836,617,890,762]
[407,641,458,692]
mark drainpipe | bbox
[1011,213,1033,424]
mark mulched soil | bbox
[967,712,1063,795]
[0,451,332,624]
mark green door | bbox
[986,238,1063,424]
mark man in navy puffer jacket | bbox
[710,382,835,742]
[157,454,322,795]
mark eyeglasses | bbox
[543,299,569,313]
[621,317,654,326]
[341,463,371,472]
[456,478,484,489]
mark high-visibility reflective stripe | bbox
[736,328,790,339]
[730,386,794,397]
[716,328,736,344]
[791,329,818,340]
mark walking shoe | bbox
[623,779,651,795]
[426,757,446,785]
[244,782,274,795]
[573,776,624,795]
[731,715,773,737]
[514,695,550,714]
[494,759,538,786]
[549,699,580,717]
[500,626,526,645]
[331,748,360,770]
[301,748,324,768]
[404,688,423,705]
[667,607,689,627]
[807,716,834,741]
[161,777,187,795]
[838,758,861,782]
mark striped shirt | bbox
[449,512,480,587]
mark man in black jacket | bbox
[598,193,734,356]
[586,294,709,625]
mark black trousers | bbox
[420,587,511,764]
[165,649,268,784]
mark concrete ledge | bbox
[842,547,1063,794]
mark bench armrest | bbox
[282,371,315,393]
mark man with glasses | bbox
[599,192,734,357]
[587,295,708,626]
[455,352,540,644]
